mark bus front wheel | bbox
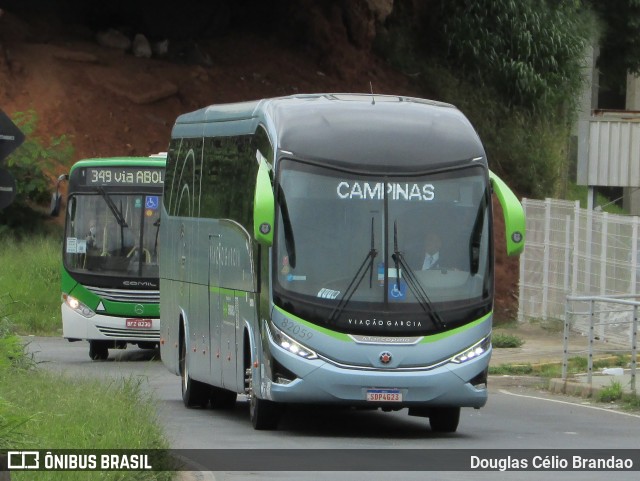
[428,407,460,433]
[245,367,281,430]
[180,336,209,408]
[89,341,109,360]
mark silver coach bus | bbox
[159,94,525,432]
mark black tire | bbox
[246,367,281,430]
[209,386,237,409]
[180,335,209,408]
[429,407,461,433]
[89,341,109,360]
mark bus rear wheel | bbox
[428,407,460,433]
[180,336,209,408]
[245,367,281,430]
[89,341,109,360]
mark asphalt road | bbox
[25,336,640,481]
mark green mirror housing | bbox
[489,170,525,256]
[253,159,275,246]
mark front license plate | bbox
[126,319,152,329]
[366,389,402,402]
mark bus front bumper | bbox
[264,342,490,409]
[61,303,160,342]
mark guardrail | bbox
[563,295,638,395]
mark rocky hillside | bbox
[0,3,519,321]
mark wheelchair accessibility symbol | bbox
[388,280,407,301]
[145,195,159,210]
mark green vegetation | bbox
[489,354,630,377]
[0,316,174,480]
[376,0,631,199]
[597,380,624,402]
[0,235,61,334]
[492,333,525,348]
[564,182,627,214]
[0,109,73,235]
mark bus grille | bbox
[96,325,160,340]
[85,286,160,303]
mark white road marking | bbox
[499,389,640,419]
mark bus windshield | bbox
[273,159,492,335]
[63,193,161,279]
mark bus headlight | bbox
[63,294,96,318]
[268,322,318,360]
[450,335,491,364]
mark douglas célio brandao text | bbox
[470,454,634,471]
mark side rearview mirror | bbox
[50,173,68,217]
[253,160,275,246]
[489,170,525,256]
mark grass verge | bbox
[0,325,174,480]
[0,235,61,335]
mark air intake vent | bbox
[96,326,160,340]
[85,286,159,303]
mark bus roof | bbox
[69,156,166,173]
[173,94,486,172]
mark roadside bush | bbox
[597,381,624,402]
[492,332,525,349]
[0,109,74,234]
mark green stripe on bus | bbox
[419,312,492,343]
[273,306,492,342]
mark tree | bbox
[0,110,73,233]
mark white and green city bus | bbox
[57,155,165,360]
[159,94,525,432]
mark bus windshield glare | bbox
[273,159,492,335]
[63,192,161,279]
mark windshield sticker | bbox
[66,237,87,254]
[317,288,340,299]
[388,280,407,301]
[145,195,159,210]
[286,274,307,282]
[336,181,435,201]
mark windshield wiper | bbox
[392,221,445,329]
[328,217,377,324]
[97,187,128,228]
[98,187,129,254]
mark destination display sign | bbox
[83,167,164,186]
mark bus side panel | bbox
[237,291,258,392]
[159,207,182,376]
[214,220,257,392]
[221,291,238,391]
[183,218,212,384]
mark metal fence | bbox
[563,295,638,394]
[519,198,640,337]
